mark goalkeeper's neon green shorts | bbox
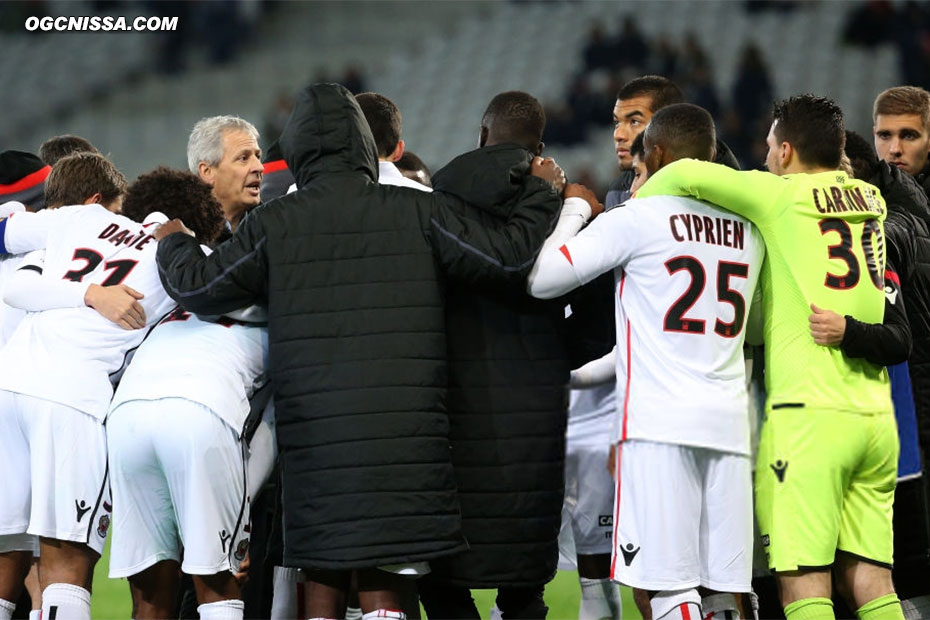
[754,407,897,571]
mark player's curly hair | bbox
[122,167,226,244]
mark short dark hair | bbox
[630,132,645,160]
[395,151,432,187]
[616,75,684,113]
[481,91,546,152]
[356,92,402,158]
[772,95,845,169]
[45,152,126,209]
[644,103,716,161]
[38,135,100,167]
[844,130,879,180]
[121,167,226,243]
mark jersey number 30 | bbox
[663,256,749,338]
[62,248,138,285]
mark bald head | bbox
[643,103,716,175]
[479,91,546,155]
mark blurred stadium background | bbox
[2,0,923,616]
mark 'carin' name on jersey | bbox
[812,183,883,216]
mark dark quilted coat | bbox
[423,149,573,588]
[879,163,930,462]
[155,83,561,569]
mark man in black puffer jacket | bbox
[847,129,930,611]
[153,83,564,619]
[418,92,603,619]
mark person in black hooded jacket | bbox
[417,91,603,620]
[153,83,564,619]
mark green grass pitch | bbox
[90,539,643,619]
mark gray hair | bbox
[187,115,260,173]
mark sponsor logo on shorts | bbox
[234,538,250,561]
[75,499,91,522]
[598,515,613,527]
[770,459,788,483]
[219,529,232,553]
[761,534,770,548]
[97,514,110,538]
[619,542,640,566]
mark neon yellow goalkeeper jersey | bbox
[637,160,891,415]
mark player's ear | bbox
[83,192,103,206]
[781,141,793,169]
[389,140,405,162]
[198,162,215,186]
[478,126,489,148]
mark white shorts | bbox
[611,440,752,593]
[0,390,110,555]
[108,398,249,578]
[559,438,615,568]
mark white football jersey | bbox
[0,254,25,347]
[0,204,175,418]
[559,196,764,455]
[110,309,268,435]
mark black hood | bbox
[871,160,930,224]
[431,144,534,219]
[279,83,378,188]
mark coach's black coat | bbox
[420,152,575,589]
[155,84,561,569]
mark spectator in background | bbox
[842,0,894,47]
[262,91,296,151]
[582,24,616,73]
[731,45,774,132]
[37,135,100,168]
[615,16,648,72]
[684,63,721,119]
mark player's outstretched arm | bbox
[429,157,563,287]
[3,251,146,329]
[155,211,268,316]
[636,158,784,224]
[526,192,594,299]
[569,345,616,388]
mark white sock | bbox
[0,598,15,620]
[42,583,91,620]
[270,566,303,620]
[346,606,364,620]
[579,577,622,620]
[29,610,41,620]
[651,588,701,620]
[197,599,245,620]
[702,593,740,619]
[361,610,406,620]
[902,595,930,620]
